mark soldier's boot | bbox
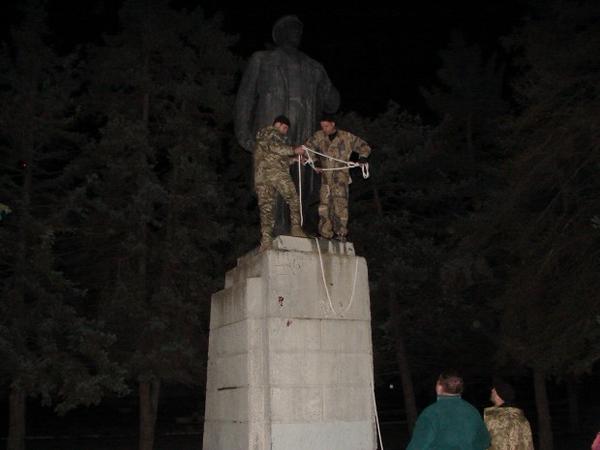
[289,206,308,238]
[290,224,308,238]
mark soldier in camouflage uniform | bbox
[254,115,307,251]
[484,380,534,450]
[303,114,371,241]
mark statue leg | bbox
[272,194,290,238]
[275,175,307,238]
[274,161,307,237]
[287,162,320,236]
[302,166,321,236]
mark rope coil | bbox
[301,145,370,179]
[296,145,371,226]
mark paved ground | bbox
[15,422,596,449]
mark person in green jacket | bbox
[407,370,491,450]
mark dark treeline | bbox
[0,1,598,450]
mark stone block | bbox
[271,421,375,450]
[268,318,321,352]
[271,386,322,422]
[212,353,248,389]
[321,319,372,353]
[323,385,373,422]
[269,352,336,386]
[202,420,249,450]
[203,241,376,449]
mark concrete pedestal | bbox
[202,236,377,450]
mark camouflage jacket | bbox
[253,126,295,186]
[484,406,534,450]
[304,129,371,184]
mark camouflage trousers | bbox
[255,175,301,244]
[318,181,349,239]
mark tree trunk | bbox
[466,112,474,159]
[566,376,579,433]
[373,185,418,431]
[533,368,554,450]
[139,378,161,450]
[388,297,418,431]
[8,384,26,450]
[8,84,34,450]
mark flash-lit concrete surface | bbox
[202,235,377,450]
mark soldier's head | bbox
[319,113,337,136]
[273,115,291,134]
[272,15,303,49]
[436,370,464,396]
[491,378,515,406]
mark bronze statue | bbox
[234,14,340,235]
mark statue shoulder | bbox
[247,50,270,65]
[298,51,326,72]
[273,48,327,72]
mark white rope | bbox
[314,237,359,317]
[302,145,353,165]
[293,144,369,234]
[314,237,382,448]
[361,162,370,178]
[371,367,385,450]
[294,152,379,447]
[297,155,303,226]
[302,145,370,179]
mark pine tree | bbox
[421,32,507,160]
[74,1,239,448]
[448,3,600,449]
[0,5,127,449]
[496,4,600,449]
[339,104,496,432]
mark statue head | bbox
[272,15,303,49]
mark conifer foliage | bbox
[0,5,127,450]
[72,1,239,448]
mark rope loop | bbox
[301,145,370,179]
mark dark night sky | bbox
[1,0,528,119]
[198,0,528,118]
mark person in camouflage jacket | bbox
[254,115,307,251]
[303,114,371,241]
[484,379,534,450]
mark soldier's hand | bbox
[293,146,305,156]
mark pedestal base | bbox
[202,236,377,450]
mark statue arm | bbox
[234,53,262,152]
